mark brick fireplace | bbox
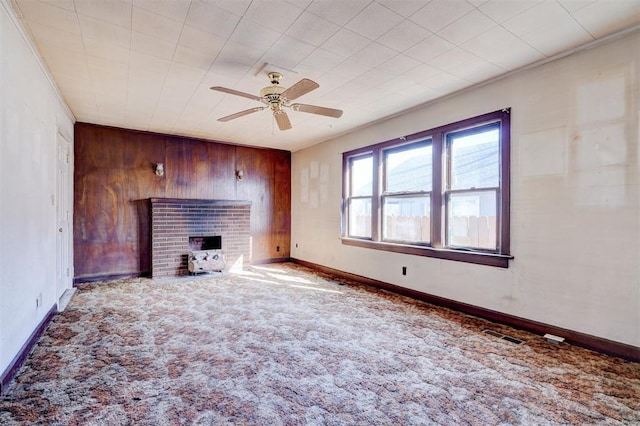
[150,198,251,277]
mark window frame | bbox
[341,109,512,268]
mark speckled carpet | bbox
[1,263,639,425]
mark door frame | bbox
[56,131,73,305]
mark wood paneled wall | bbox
[74,123,291,281]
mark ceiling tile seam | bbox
[308,0,373,28]
[405,1,448,33]
[285,1,393,75]
[290,36,355,75]
[238,0,253,17]
[125,0,133,127]
[369,15,434,53]
[406,34,456,65]
[288,21,407,84]
[396,3,504,65]
[74,2,128,122]
[165,3,211,132]
[428,46,507,77]
[241,0,307,33]
[70,0,98,117]
[236,4,357,97]
[152,0,214,132]
[472,5,549,60]
[344,1,405,41]
[170,4,293,132]
[246,3,311,76]
[555,0,597,40]
[433,4,497,46]
[30,0,72,14]
[74,10,125,30]
[373,53,420,79]
[220,18,286,85]
[184,2,238,122]
[374,0,409,17]
[361,2,506,69]
[477,0,540,25]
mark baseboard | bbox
[73,271,149,284]
[292,258,640,363]
[251,257,292,265]
[0,304,57,395]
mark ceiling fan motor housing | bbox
[261,72,286,108]
[260,85,285,103]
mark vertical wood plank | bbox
[164,139,197,199]
[273,150,291,259]
[235,145,274,262]
[208,143,236,200]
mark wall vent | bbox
[483,329,524,345]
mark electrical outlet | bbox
[295,243,299,248]
[402,266,407,276]
[276,246,280,252]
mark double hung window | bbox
[342,109,511,267]
[346,154,373,239]
[445,124,500,251]
[382,142,432,244]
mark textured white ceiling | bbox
[10,0,640,151]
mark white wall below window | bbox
[0,0,74,375]
[291,30,640,348]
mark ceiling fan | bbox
[210,72,343,131]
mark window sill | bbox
[341,238,513,268]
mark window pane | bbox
[449,127,499,190]
[383,196,430,242]
[348,198,372,238]
[385,144,432,192]
[447,191,497,250]
[351,156,373,196]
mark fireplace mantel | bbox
[150,198,252,206]
[150,198,252,277]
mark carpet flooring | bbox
[1,263,639,425]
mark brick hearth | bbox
[150,198,251,277]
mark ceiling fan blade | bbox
[274,111,292,131]
[291,103,343,118]
[210,86,262,102]
[218,107,265,122]
[281,78,319,101]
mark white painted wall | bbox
[292,31,640,347]
[0,1,74,375]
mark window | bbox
[446,124,500,251]
[342,109,511,268]
[382,142,432,244]
[346,154,373,239]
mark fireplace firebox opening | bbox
[189,236,222,251]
